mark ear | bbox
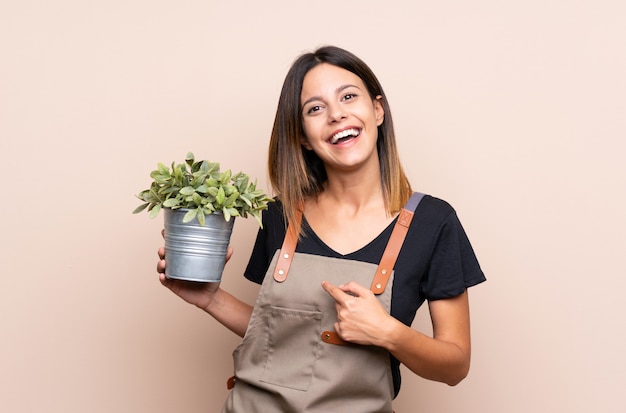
[300,135,313,150]
[374,95,385,126]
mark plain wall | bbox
[1,1,624,412]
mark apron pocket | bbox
[260,306,322,391]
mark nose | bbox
[327,103,346,123]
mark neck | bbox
[317,167,385,215]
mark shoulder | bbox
[266,197,285,216]
[398,193,486,300]
[412,194,457,228]
[261,198,286,228]
[405,193,472,255]
[254,198,288,250]
[244,198,286,284]
[417,194,454,212]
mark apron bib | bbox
[222,193,424,413]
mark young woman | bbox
[157,45,486,412]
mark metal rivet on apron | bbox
[381,269,387,274]
[375,283,382,289]
[283,253,289,259]
[324,333,330,340]
[278,269,284,275]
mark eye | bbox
[342,93,357,102]
[306,105,323,115]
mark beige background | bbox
[1,1,624,412]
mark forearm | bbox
[201,288,253,337]
[380,318,470,386]
[323,282,472,385]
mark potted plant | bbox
[133,152,273,282]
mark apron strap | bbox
[273,202,304,282]
[274,192,425,287]
[370,192,425,295]
[322,192,425,346]
[273,215,299,282]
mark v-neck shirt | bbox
[300,213,396,259]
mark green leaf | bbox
[222,184,236,196]
[225,207,239,218]
[185,152,195,167]
[191,173,205,187]
[251,211,263,228]
[149,204,161,218]
[182,208,198,223]
[132,203,149,214]
[163,198,180,208]
[199,160,209,172]
[239,193,253,207]
[192,192,202,206]
[216,186,225,205]
[148,188,160,202]
[206,162,220,176]
[159,186,179,196]
[197,208,206,226]
[224,191,239,207]
[174,166,183,181]
[136,190,148,201]
[233,173,249,191]
[180,186,195,196]
[153,174,170,184]
[157,163,170,176]
[220,169,232,183]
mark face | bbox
[300,63,384,174]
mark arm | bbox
[384,291,471,385]
[158,245,253,337]
[202,286,253,337]
[322,281,471,386]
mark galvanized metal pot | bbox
[163,208,235,282]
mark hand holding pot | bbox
[157,231,234,311]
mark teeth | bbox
[330,128,360,144]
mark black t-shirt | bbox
[244,195,486,396]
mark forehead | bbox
[300,63,366,101]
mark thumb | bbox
[225,246,234,263]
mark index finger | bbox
[321,280,348,304]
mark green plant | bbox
[133,152,273,227]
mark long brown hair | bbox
[267,45,412,232]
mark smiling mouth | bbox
[329,128,361,144]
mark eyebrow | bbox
[301,84,360,108]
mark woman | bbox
[157,45,486,412]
